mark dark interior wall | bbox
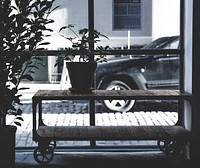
[186,0,200,160]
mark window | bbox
[164,37,180,49]
[113,0,141,30]
[14,0,184,150]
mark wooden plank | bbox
[33,89,192,146]
[36,125,190,140]
[33,90,192,101]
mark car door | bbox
[143,37,180,89]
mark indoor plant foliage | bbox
[0,0,58,126]
[56,25,110,92]
[0,0,57,166]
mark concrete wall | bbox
[43,0,180,82]
[94,0,152,47]
[188,0,200,160]
[152,0,180,40]
[46,0,153,49]
[44,0,181,48]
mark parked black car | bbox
[94,36,180,112]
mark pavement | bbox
[15,151,196,168]
[15,151,186,168]
[7,100,178,148]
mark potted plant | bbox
[55,25,110,93]
[0,0,57,167]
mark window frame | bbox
[15,0,187,150]
[39,0,184,90]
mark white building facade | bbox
[32,0,180,82]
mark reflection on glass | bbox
[44,0,88,50]
[41,0,180,51]
[18,0,181,86]
[95,54,179,90]
[94,0,180,50]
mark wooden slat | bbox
[36,126,190,141]
[33,90,192,101]
[33,89,192,145]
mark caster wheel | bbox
[49,140,56,150]
[34,146,54,164]
[165,141,186,164]
[157,140,167,151]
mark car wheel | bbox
[101,80,135,112]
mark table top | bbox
[32,89,192,101]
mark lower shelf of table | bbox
[35,125,190,141]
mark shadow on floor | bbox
[15,151,199,168]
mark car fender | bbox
[96,71,147,90]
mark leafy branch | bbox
[55,25,110,66]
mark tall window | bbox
[113,0,141,30]
[14,0,183,149]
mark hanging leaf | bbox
[19,87,30,90]
[14,121,22,126]
[15,116,24,121]
[17,109,23,115]
[38,42,50,46]
[20,74,34,81]
[0,0,57,123]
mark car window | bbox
[163,38,179,49]
[142,37,170,49]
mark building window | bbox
[113,0,141,30]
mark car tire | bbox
[101,80,136,112]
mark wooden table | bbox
[33,89,192,127]
[32,89,192,164]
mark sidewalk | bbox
[7,101,178,148]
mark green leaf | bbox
[38,42,50,46]
[11,87,18,94]
[33,57,43,61]
[10,105,16,111]
[28,70,35,73]
[15,116,24,121]
[20,74,34,81]
[17,109,23,115]
[11,77,18,85]
[19,87,29,90]
[14,121,21,126]
[59,26,68,32]
[34,11,38,18]
[45,28,53,32]
[51,5,60,12]
[27,65,39,69]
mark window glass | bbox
[113,0,141,30]
[45,0,88,50]
[93,0,179,51]
[164,38,180,49]
[13,0,181,149]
